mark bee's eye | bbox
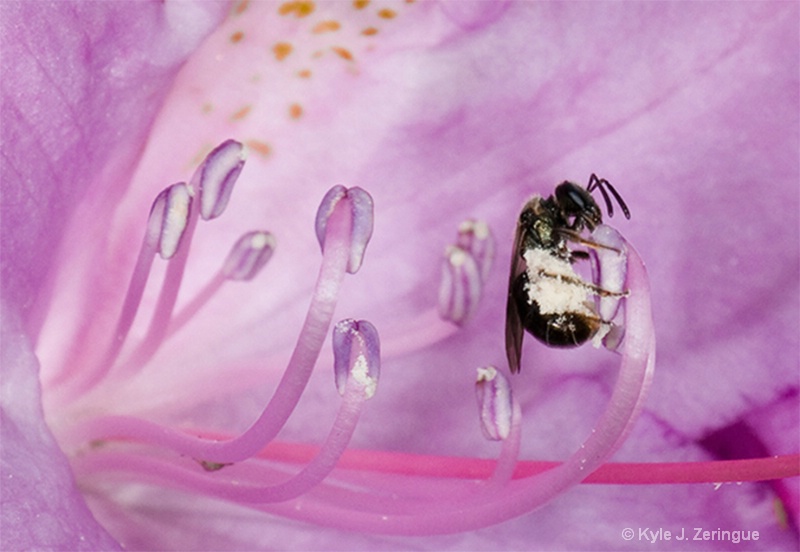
[555,183,591,215]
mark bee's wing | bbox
[505,221,527,374]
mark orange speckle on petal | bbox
[289,103,303,119]
[361,26,378,36]
[231,105,252,121]
[279,1,315,17]
[297,69,312,78]
[353,0,370,8]
[312,20,341,34]
[273,42,293,61]
[245,140,272,158]
[377,8,396,19]
[233,0,249,14]
[201,103,214,114]
[230,31,244,44]
[332,47,354,61]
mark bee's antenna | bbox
[588,174,631,220]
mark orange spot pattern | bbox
[231,105,252,121]
[312,20,342,34]
[332,47,354,61]
[289,103,304,119]
[273,42,293,61]
[278,1,315,18]
[208,0,418,164]
[245,140,272,158]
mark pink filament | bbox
[78,374,370,503]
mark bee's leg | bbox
[557,228,623,253]
[537,270,628,298]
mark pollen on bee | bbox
[523,249,593,316]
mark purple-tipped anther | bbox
[332,319,380,399]
[223,231,276,281]
[438,245,482,325]
[457,219,495,284]
[193,139,246,220]
[590,224,628,350]
[475,366,513,441]
[146,182,193,260]
[315,185,374,274]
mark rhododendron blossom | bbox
[2,1,798,550]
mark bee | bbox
[505,174,630,374]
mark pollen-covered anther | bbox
[456,218,495,283]
[475,366,513,441]
[147,182,193,259]
[315,185,374,274]
[590,224,630,350]
[222,231,276,281]
[438,245,482,325]
[192,139,247,220]
[332,318,380,399]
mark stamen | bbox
[147,183,193,260]
[167,231,275,338]
[438,245,482,325]
[590,224,628,350]
[222,231,276,281]
[315,185,374,274]
[119,141,247,375]
[61,183,192,396]
[333,319,380,399]
[475,366,512,441]
[79,327,379,503]
[194,139,246,220]
[71,187,375,465]
[456,219,494,284]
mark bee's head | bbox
[555,181,602,231]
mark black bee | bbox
[505,174,630,374]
